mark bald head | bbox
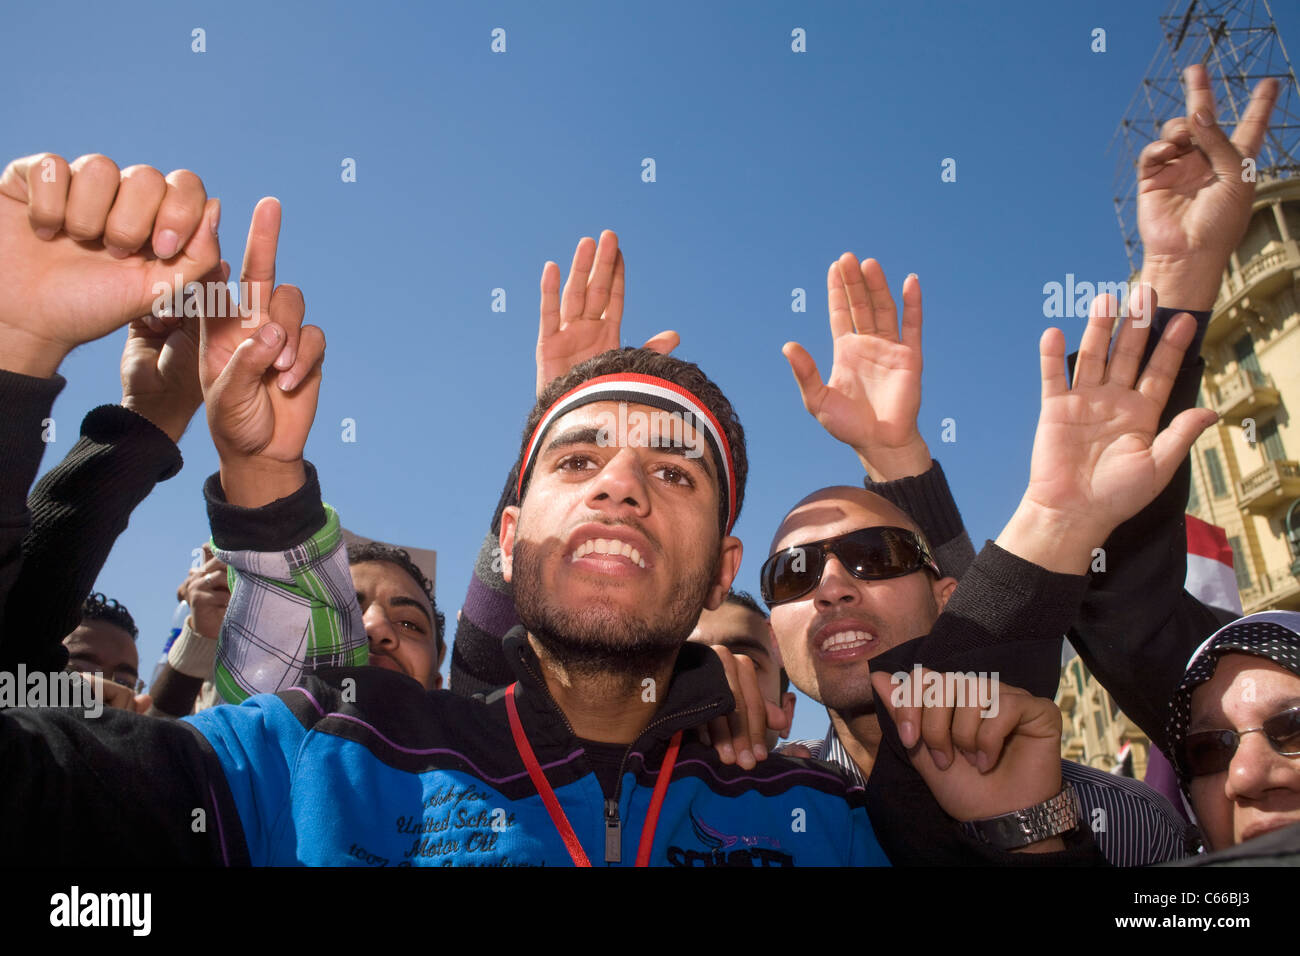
[770,486,921,558]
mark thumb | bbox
[1150,407,1219,489]
[149,198,222,294]
[782,342,825,413]
[217,322,284,396]
[640,330,679,355]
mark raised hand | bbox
[0,152,220,377]
[200,198,324,507]
[535,230,678,397]
[697,643,790,769]
[998,288,1219,573]
[1138,65,1279,309]
[870,669,1066,847]
[119,262,228,443]
[783,255,930,481]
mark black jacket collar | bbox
[499,627,735,751]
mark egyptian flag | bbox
[1184,514,1243,616]
[1114,741,1134,777]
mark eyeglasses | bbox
[1182,706,1300,777]
[759,526,941,607]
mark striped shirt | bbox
[788,720,1200,866]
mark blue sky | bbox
[5,0,1297,742]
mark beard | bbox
[511,535,718,681]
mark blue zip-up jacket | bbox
[182,631,889,866]
[0,631,887,866]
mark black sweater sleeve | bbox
[3,405,182,673]
[867,459,976,581]
[0,369,66,655]
[0,705,246,865]
[864,541,1105,865]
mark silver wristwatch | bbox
[961,784,1082,850]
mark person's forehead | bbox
[770,487,917,555]
[65,621,135,661]
[545,401,713,465]
[351,560,430,610]
[1190,653,1300,722]
[694,603,769,646]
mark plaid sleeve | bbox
[211,504,367,704]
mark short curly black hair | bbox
[346,543,445,655]
[81,592,138,640]
[518,348,748,535]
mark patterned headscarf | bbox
[1166,610,1300,795]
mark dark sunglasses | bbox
[760,526,941,607]
[1182,706,1300,777]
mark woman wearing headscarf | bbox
[1166,610,1300,864]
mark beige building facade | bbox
[1186,177,1300,614]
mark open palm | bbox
[1025,292,1218,537]
[784,255,925,471]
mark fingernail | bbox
[1195,110,1214,127]
[154,229,180,259]
[929,747,950,770]
[275,346,295,370]
[220,260,231,282]
[738,749,755,769]
[720,743,734,763]
[959,748,977,766]
[899,720,916,748]
[210,199,221,236]
[277,372,297,391]
[258,324,283,346]
[753,744,767,761]
[977,751,992,773]
[106,245,132,259]
[33,226,56,241]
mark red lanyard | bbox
[505,682,681,867]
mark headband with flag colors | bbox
[517,373,738,533]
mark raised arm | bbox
[1069,65,1279,749]
[198,198,367,702]
[0,150,218,655]
[783,256,975,579]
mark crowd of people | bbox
[0,65,1296,867]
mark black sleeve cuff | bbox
[866,459,966,550]
[204,461,326,552]
[1148,306,1211,366]
[82,405,183,482]
[0,369,66,508]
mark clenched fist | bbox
[0,152,220,377]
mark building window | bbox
[1234,336,1265,386]
[1205,447,1229,497]
[1072,660,1085,693]
[1187,473,1201,513]
[1259,418,1286,463]
[1093,710,1106,741]
[1228,536,1252,590]
[1239,208,1281,263]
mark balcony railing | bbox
[1238,459,1300,515]
[1213,367,1280,423]
[1241,566,1300,613]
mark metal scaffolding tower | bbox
[1112,0,1300,272]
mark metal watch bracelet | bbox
[961,783,1081,850]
